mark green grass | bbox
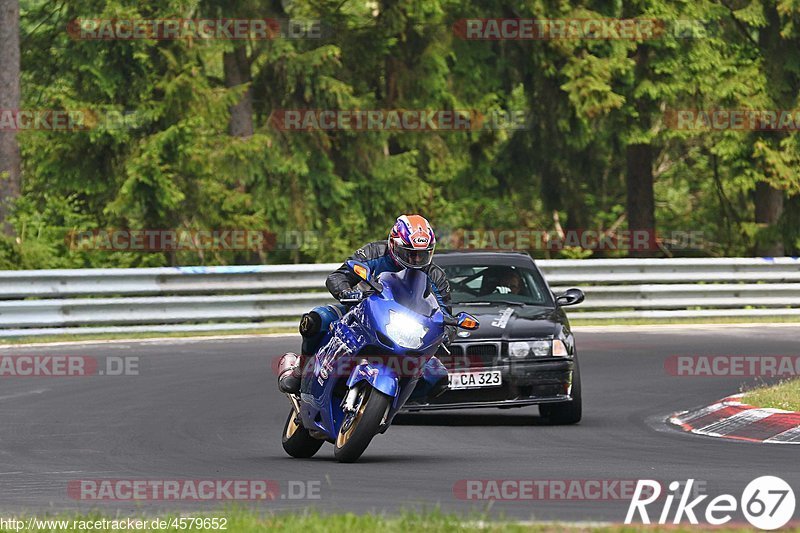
[0,510,791,533]
[742,379,800,411]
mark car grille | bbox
[444,344,463,356]
[466,343,498,358]
[438,342,500,370]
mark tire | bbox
[539,358,582,425]
[282,406,324,458]
[333,386,392,463]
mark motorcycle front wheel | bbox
[333,386,392,463]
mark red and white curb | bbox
[669,393,800,444]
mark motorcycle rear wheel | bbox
[333,386,392,463]
[282,404,324,458]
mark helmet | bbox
[388,214,436,269]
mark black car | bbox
[404,251,585,424]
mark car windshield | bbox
[442,264,552,307]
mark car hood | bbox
[452,304,560,341]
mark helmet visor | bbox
[395,244,434,268]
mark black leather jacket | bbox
[326,241,454,318]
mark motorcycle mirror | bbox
[346,260,371,281]
[346,260,383,295]
[456,312,479,330]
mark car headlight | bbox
[509,339,569,357]
[385,310,428,349]
[509,341,531,358]
[532,340,552,356]
[509,340,551,357]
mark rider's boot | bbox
[278,352,304,394]
[278,311,323,394]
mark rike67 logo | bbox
[625,476,795,530]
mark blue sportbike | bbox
[281,260,479,463]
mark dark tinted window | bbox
[443,264,552,306]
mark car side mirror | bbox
[556,288,584,306]
[456,312,479,330]
[346,260,371,281]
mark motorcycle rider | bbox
[278,214,453,399]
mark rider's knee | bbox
[299,311,323,338]
[299,305,345,355]
[303,305,345,336]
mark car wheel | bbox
[539,358,582,425]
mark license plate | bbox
[448,370,502,390]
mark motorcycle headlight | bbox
[385,310,428,349]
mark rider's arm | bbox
[325,242,387,299]
[426,264,456,345]
[426,263,453,316]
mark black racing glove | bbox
[338,288,365,304]
[442,324,456,346]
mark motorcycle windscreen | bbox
[379,268,439,316]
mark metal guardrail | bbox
[0,257,798,336]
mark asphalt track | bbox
[0,325,798,523]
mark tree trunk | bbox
[223,43,253,138]
[625,143,656,257]
[782,194,800,256]
[752,5,786,258]
[754,181,784,256]
[0,0,21,235]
